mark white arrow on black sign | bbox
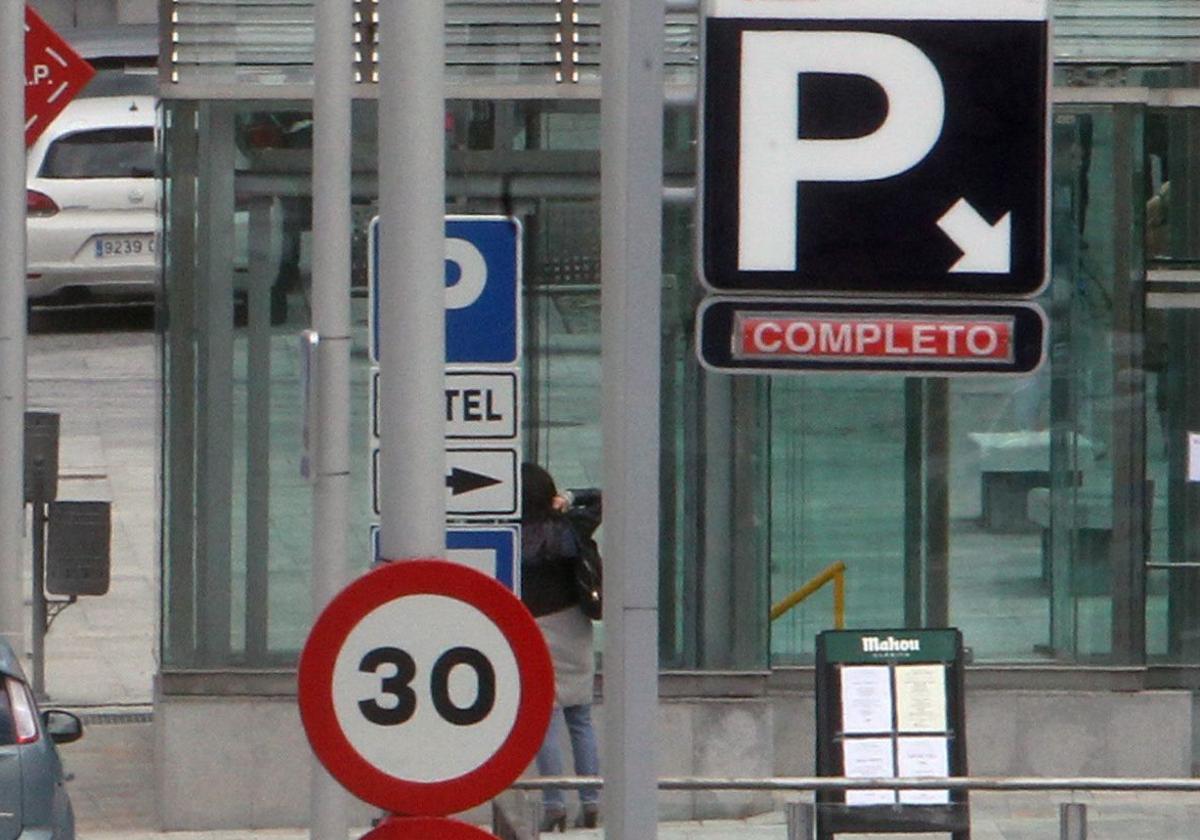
[700,3,1049,298]
[937,199,1012,275]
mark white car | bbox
[25,93,263,311]
[25,94,161,302]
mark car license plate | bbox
[93,235,155,259]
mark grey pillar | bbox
[0,0,26,651]
[785,801,815,840]
[311,1,354,837]
[244,198,278,665]
[1059,802,1087,840]
[164,102,198,665]
[925,379,950,627]
[1108,104,1146,663]
[194,104,235,666]
[601,0,664,835]
[377,0,446,560]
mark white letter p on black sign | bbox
[702,1,1049,298]
[739,31,945,273]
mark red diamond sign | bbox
[24,5,95,148]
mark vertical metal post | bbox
[925,378,950,627]
[701,378,734,665]
[31,504,46,700]
[0,0,27,653]
[601,0,664,836]
[1109,104,1146,664]
[194,104,235,666]
[377,0,446,561]
[310,1,353,838]
[785,801,815,840]
[903,379,925,627]
[529,797,544,840]
[1059,802,1087,840]
[165,102,198,665]
[245,198,276,665]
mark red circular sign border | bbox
[362,816,498,840]
[298,559,554,816]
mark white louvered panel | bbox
[165,0,1200,91]
[1055,0,1200,62]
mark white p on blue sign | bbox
[370,215,522,366]
[369,524,520,592]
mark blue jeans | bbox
[536,704,600,808]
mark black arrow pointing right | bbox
[446,467,503,496]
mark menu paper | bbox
[896,736,950,805]
[840,665,893,734]
[842,737,897,806]
[894,663,948,732]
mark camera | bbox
[565,487,601,510]
[564,488,602,537]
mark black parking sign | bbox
[701,0,1049,298]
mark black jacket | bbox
[520,516,580,617]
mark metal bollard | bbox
[1060,802,1087,840]
[786,800,815,840]
[529,797,544,839]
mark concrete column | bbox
[600,0,664,834]
[0,0,27,653]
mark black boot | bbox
[540,804,566,833]
[574,802,600,828]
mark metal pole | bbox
[309,1,353,838]
[785,801,815,840]
[1060,803,1087,840]
[925,378,950,626]
[511,774,1200,793]
[903,379,924,627]
[377,0,446,561]
[31,503,46,700]
[0,0,27,654]
[601,0,664,836]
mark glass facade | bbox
[158,18,1200,681]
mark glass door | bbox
[1144,104,1200,662]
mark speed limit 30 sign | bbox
[298,560,554,816]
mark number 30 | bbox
[358,646,496,727]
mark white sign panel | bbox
[446,448,520,517]
[446,371,518,440]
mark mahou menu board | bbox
[815,629,969,840]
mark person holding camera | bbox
[519,462,601,832]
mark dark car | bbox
[0,639,82,840]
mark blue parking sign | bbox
[368,524,520,593]
[371,215,521,366]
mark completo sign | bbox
[24,6,95,147]
[698,298,1045,375]
[735,314,1013,363]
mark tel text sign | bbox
[702,0,1049,298]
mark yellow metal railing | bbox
[769,561,846,628]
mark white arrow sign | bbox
[937,199,1012,274]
